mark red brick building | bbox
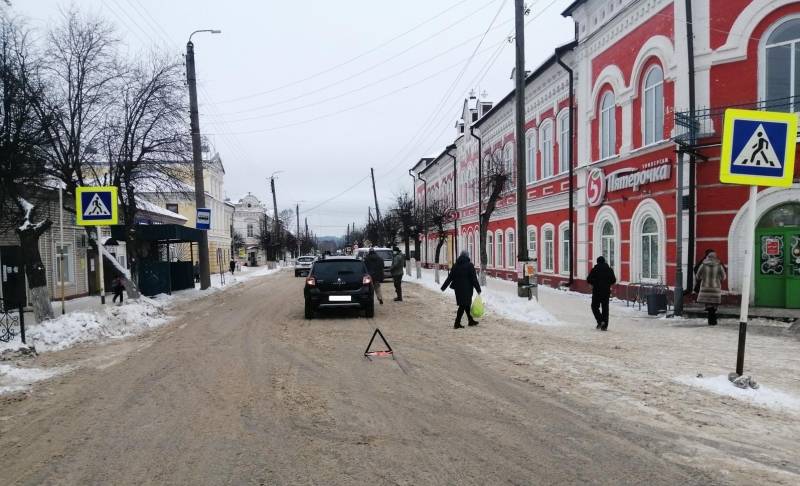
[411,0,800,309]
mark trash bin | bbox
[646,293,668,315]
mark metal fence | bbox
[0,298,25,344]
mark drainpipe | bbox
[470,125,485,283]
[418,172,429,265]
[446,144,458,257]
[408,169,416,260]
[557,48,575,287]
[685,0,698,294]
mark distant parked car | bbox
[354,247,394,278]
[303,256,374,319]
[294,255,317,277]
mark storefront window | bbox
[765,18,800,111]
[643,65,664,144]
[601,220,616,269]
[641,217,659,281]
[543,227,554,272]
[600,91,616,159]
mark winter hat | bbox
[597,256,606,264]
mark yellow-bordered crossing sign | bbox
[75,186,118,226]
[720,108,797,187]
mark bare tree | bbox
[97,54,190,295]
[392,192,415,258]
[0,16,55,320]
[427,198,454,283]
[478,153,510,285]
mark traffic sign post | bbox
[76,187,119,305]
[720,108,797,376]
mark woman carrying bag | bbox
[695,249,727,326]
[440,251,482,329]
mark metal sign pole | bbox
[736,185,758,376]
[59,187,65,314]
[97,227,106,305]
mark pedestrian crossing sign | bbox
[76,186,118,226]
[720,108,797,187]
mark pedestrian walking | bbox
[193,261,200,283]
[111,275,125,305]
[693,249,713,294]
[695,249,727,326]
[390,246,405,301]
[229,259,236,275]
[364,247,385,305]
[587,256,617,331]
[440,251,481,329]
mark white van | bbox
[354,247,394,278]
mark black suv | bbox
[303,256,374,319]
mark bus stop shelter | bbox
[110,224,203,296]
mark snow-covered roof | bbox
[136,198,188,222]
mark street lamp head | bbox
[189,29,223,42]
[210,30,222,34]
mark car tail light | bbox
[306,276,316,286]
[362,275,372,285]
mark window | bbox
[558,110,570,174]
[560,225,571,275]
[527,226,537,266]
[643,65,664,145]
[55,244,73,283]
[506,230,515,268]
[495,230,503,270]
[526,130,537,183]
[542,227,554,273]
[541,121,553,179]
[503,143,514,182]
[166,203,179,214]
[468,233,475,259]
[641,217,659,281]
[600,220,616,269]
[246,223,254,238]
[600,91,616,159]
[487,233,494,267]
[765,18,800,111]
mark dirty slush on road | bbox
[0,271,787,485]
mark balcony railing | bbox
[672,96,798,148]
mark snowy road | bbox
[0,270,795,484]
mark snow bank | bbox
[0,363,68,394]
[28,297,170,352]
[407,268,558,326]
[676,374,800,412]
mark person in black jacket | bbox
[587,256,617,331]
[440,251,482,329]
[364,248,385,305]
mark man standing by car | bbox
[390,246,405,301]
[365,248,385,305]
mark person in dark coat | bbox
[111,275,125,304]
[587,256,617,331]
[390,246,406,301]
[364,247,385,305]
[229,259,236,275]
[440,251,482,329]
[193,261,200,283]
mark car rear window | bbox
[312,261,365,279]
[376,250,393,261]
[298,257,315,263]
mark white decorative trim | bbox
[758,13,800,103]
[592,205,622,277]
[589,64,626,120]
[713,0,798,64]
[629,35,676,93]
[629,198,667,284]
[727,185,800,298]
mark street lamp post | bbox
[186,29,221,290]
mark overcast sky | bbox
[13,0,574,237]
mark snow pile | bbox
[407,267,558,326]
[677,374,800,412]
[0,363,68,394]
[28,297,169,352]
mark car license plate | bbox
[329,295,351,302]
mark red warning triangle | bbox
[364,328,393,358]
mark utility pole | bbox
[305,218,308,239]
[270,175,279,261]
[187,34,217,290]
[514,0,529,281]
[370,168,382,243]
[296,203,301,257]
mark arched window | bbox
[542,226,554,273]
[526,130,537,183]
[641,217,659,281]
[643,65,664,145]
[600,220,616,269]
[495,230,503,270]
[246,223,254,237]
[540,120,554,179]
[557,110,570,174]
[765,18,800,110]
[503,143,514,182]
[600,91,616,159]
[468,232,475,260]
[506,230,515,268]
[527,226,537,268]
[487,233,494,267]
[559,223,571,275]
